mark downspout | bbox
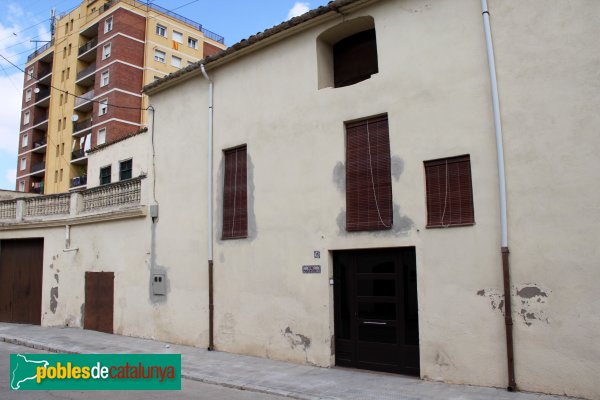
[480,0,516,391]
[200,63,215,351]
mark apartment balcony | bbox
[30,161,46,177]
[0,177,145,227]
[71,149,88,165]
[73,118,92,137]
[74,90,95,112]
[98,0,115,15]
[76,63,96,87]
[70,175,87,190]
[32,112,49,131]
[34,87,51,108]
[37,65,53,85]
[32,138,47,154]
[30,185,44,194]
[27,40,54,63]
[78,38,98,63]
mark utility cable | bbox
[1,53,150,111]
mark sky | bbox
[0,0,329,190]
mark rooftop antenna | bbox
[50,8,56,37]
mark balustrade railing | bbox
[24,194,70,217]
[82,178,141,211]
[0,200,16,219]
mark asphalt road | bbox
[0,341,287,400]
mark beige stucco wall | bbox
[148,0,600,398]
[153,0,507,387]
[488,1,600,398]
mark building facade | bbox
[1,0,599,399]
[15,0,225,195]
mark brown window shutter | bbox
[345,115,393,232]
[333,29,379,88]
[222,146,248,239]
[424,155,475,227]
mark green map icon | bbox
[10,354,49,390]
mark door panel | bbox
[0,239,43,325]
[84,272,114,334]
[334,247,419,376]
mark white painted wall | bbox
[86,132,151,188]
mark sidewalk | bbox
[0,323,578,400]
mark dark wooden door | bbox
[334,247,419,375]
[84,272,114,334]
[0,239,43,324]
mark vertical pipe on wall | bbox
[200,63,215,351]
[480,0,516,391]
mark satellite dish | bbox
[71,115,79,122]
[34,88,40,93]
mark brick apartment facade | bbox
[16,0,226,194]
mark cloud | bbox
[4,169,17,185]
[287,2,310,19]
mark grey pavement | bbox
[0,341,287,400]
[0,323,581,400]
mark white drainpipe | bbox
[200,63,215,351]
[481,0,516,391]
[481,0,508,247]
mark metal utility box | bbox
[151,274,166,296]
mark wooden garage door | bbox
[0,239,44,324]
[84,272,114,334]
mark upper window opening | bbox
[333,29,378,88]
[317,16,378,89]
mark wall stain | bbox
[333,161,345,192]
[49,287,58,314]
[330,334,335,356]
[80,303,85,326]
[515,283,551,326]
[391,156,404,181]
[283,327,311,351]
[477,288,505,316]
[54,273,59,284]
[478,284,551,326]
[218,313,236,344]
[516,286,547,299]
[435,349,454,369]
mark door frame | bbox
[331,247,420,376]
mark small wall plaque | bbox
[303,265,321,274]
[314,251,321,259]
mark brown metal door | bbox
[0,239,43,324]
[84,272,114,334]
[334,248,419,375]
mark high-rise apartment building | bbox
[16,0,225,194]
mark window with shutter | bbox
[345,115,392,232]
[222,146,248,239]
[333,29,378,88]
[424,155,475,227]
